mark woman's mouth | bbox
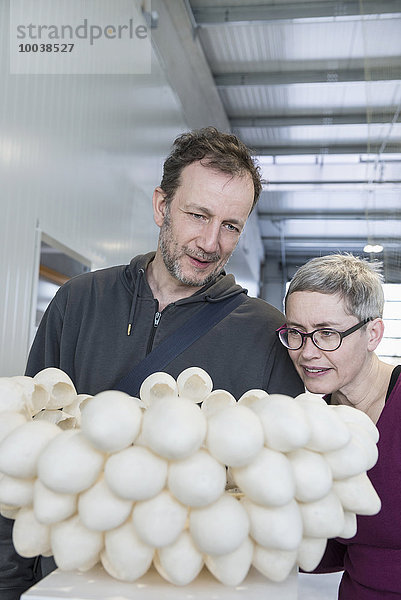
[302,366,331,376]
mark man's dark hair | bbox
[160,127,262,212]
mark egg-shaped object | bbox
[200,390,236,417]
[333,473,381,515]
[101,520,154,582]
[0,411,27,444]
[238,389,269,409]
[176,367,213,403]
[37,430,104,494]
[0,420,60,479]
[253,394,310,452]
[295,392,328,406]
[105,446,167,501]
[0,378,28,414]
[33,480,76,525]
[252,545,297,583]
[51,514,103,571]
[168,449,226,507]
[80,391,142,453]
[78,477,133,531]
[287,448,332,502]
[232,447,295,507]
[331,404,379,443]
[338,510,357,539]
[242,498,302,551]
[33,368,76,410]
[302,403,350,452]
[299,491,345,538]
[205,536,253,586]
[154,530,204,586]
[189,493,249,556]
[324,434,370,480]
[206,404,264,467]
[12,376,49,416]
[139,372,178,408]
[132,490,187,548]
[141,396,206,460]
[346,423,378,470]
[296,537,327,571]
[0,504,19,519]
[33,409,76,430]
[12,507,51,557]
[0,474,34,507]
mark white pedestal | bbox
[21,565,298,600]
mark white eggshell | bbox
[346,423,378,470]
[242,498,302,551]
[78,477,133,531]
[189,493,249,556]
[80,391,142,453]
[176,367,213,403]
[132,490,187,548]
[302,402,351,452]
[299,491,345,538]
[0,378,28,414]
[295,392,328,406]
[338,511,357,539]
[324,433,371,480]
[168,449,226,507]
[139,372,178,408]
[238,389,269,409]
[37,430,105,494]
[0,420,61,479]
[33,368,76,410]
[62,393,92,427]
[12,507,51,557]
[0,411,27,444]
[206,404,264,467]
[252,545,297,582]
[296,537,327,571]
[205,536,254,586]
[287,448,332,502]
[253,394,310,452]
[200,390,236,417]
[33,409,77,430]
[332,473,381,515]
[51,514,103,571]
[232,447,295,507]
[0,504,19,519]
[105,446,167,501]
[101,520,154,582]
[331,404,379,443]
[0,474,34,507]
[154,530,204,585]
[33,479,77,525]
[12,376,49,416]
[141,396,206,460]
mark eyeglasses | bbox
[276,318,374,352]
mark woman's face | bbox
[285,291,371,396]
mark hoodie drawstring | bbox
[127,268,144,335]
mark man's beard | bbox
[159,207,227,287]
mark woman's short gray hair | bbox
[285,253,384,320]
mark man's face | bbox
[155,161,254,288]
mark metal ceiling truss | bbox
[231,113,401,127]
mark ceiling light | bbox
[363,244,383,253]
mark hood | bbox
[122,252,247,335]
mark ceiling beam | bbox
[252,144,401,155]
[231,112,401,127]
[215,66,401,87]
[259,211,401,220]
[192,1,401,25]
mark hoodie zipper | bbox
[146,303,162,355]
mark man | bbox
[1,127,303,599]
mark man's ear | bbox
[366,318,385,352]
[152,187,168,227]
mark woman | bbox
[277,253,401,599]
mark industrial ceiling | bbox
[185,0,401,286]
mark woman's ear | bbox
[366,318,385,352]
[152,187,167,227]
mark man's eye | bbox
[191,213,205,220]
[224,223,240,233]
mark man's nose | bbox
[197,222,220,253]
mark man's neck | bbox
[146,253,202,311]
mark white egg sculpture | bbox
[132,490,187,548]
[238,388,269,408]
[189,493,249,556]
[139,372,178,407]
[51,514,104,571]
[299,491,345,538]
[253,545,297,583]
[0,411,28,444]
[0,474,34,507]
[200,389,236,417]
[0,378,29,414]
[296,537,328,572]
[206,404,264,467]
[33,480,76,525]
[12,507,51,557]
[333,472,381,515]
[154,530,204,586]
[168,449,226,507]
[204,536,254,585]
[105,445,168,501]
[78,477,133,531]
[331,404,379,443]
[176,367,213,403]
[242,498,303,551]
[287,448,333,502]
[101,520,154,581]
[11,375,49,416]
[80,391,142,453]
[33,368,76,410]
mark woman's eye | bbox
[320,330,335,337]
